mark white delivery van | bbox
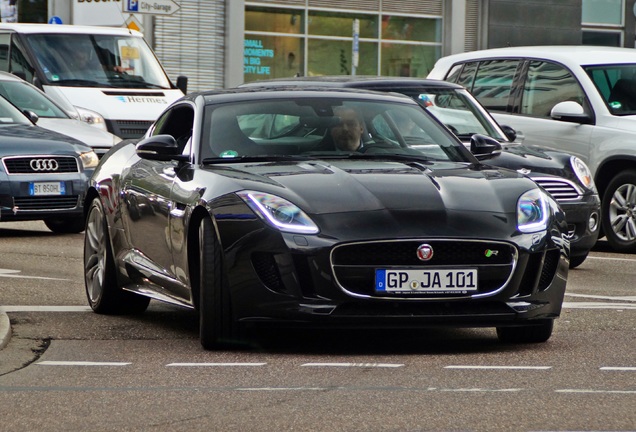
[0,23,187,139]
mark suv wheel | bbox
[602,170,636,253]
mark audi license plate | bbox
[29,182,66,196]
[375,269,478,294]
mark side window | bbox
[470,60,520,112]
[521,61,586,117]
[456,62,478,89]
[151,105,194,153]
[9,38,36,83]
[0,33,9,72]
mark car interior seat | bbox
[608,78,636,111]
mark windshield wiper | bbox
[201,155,305,164]
[53,79,113,87]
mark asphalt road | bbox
[0,220,634,431]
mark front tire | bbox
[569,252,588,269]
[198,217,237,350]
[496,320,554,343]
[84,198,150,315]
[602,170,636,252]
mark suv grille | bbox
[3,156,79,174]
[533,177,582,202]
[331,239,517,299]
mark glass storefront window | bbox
[307,39,378,76]
[246,7,303,34]
[244,35,304,81]
[583,30,622,46]
[308,11,378,38]
[382,16,441,42]
[380,43,440,77]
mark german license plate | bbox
[375,268,478,294]
[29,182,66,196]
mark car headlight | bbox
[570,156,596,192]
[237,191,319,234]
[75,106,108,132]
[517,188,549,233]
[80,150,99,169]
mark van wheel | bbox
[602,170,636,253]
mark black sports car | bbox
[0,94,98,233]
[241,77,600,268]
[84,88,569,350]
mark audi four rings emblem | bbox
[30,159,58,171]
[416,244,433,261]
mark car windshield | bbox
[402,87,507,141]
[201,97,472,163]
[0,94,34,125]
[586,64,636,115]
[0,80,69,119]
[25,33,172,89]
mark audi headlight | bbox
[517,188,549,233]
[570,156,596,192]
[76,106,108,132]
[237,191,319,234]
[80,150,99,169]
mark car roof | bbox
[241,75,465,90]
[0,71,23,82]
[194,86,419,105]
[0,23,143,37]
[434,45,636,68]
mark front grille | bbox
[109,119,152,139]
[3,156,79,174]
[331,239,517,299]
[13,195,79,210]
[533,177,582,202]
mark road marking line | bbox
[600,367,636,371]
[237,387,327,391]
[0,268,70,281]
[167,363,266,367]
[565,293,636,302]
[562,302,636,309]
[301,363,404,368]
[440,388,524,392]
[444,366,551,370]
[556,389,636,394]
[0,306,93,312]
[37,361,131,366]
[586,256,636,262]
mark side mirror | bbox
[470,133,502,156]
[500,125,517,142]
[23,110,39,124]
[176,76,188,94]
[136,134,188,162]
[550,101,593,125]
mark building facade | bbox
[7,0,636,92]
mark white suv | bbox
[429,46,636,252]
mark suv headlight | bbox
[238,191,319,234]
[76,106,108,132]
[570,156,596,192]
[80,150,99,169]
[517,188,549,233]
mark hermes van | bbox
[0,23,187,139]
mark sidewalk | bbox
[0,310,11,350]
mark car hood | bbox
[0,124,93,155]
[209,159,536,217]
[36,118,120,149]
[476,142,572,176]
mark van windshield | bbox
[24,33,172,90]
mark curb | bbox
[0,310,11,350]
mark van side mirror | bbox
[551,101,593,125]
[176,76,188,94]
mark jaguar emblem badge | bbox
[416,244,433,261]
